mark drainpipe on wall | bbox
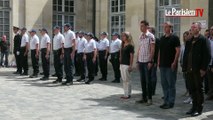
[209,0,213,28]
[92,0,96,35]
[144,0,147,20]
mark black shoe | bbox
[99,77,103,80]
[52,79,62,84]
[191,111,202,117]
[100,78,107,81]
[160,103,167,108]
[13,71,21,74]
[74,73,80,76]
[77,78,85,82]
[29,74,38,78]
[111,80,120,83]
[40,77,49,80]
[62,81,73,86]
[160,104,173,109]
[21,73,28,76]
[85,81,90,84]
[85,79,93,84]
[136,99,147,104]
[186,109,195,115]
[40,72,44,75]
[52,73,57,77]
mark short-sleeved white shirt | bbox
[85,39,96,53]
[30,35,39,50]
[40,33,51,49]
[77,37,87,53]
[53,32,65,50]
[209,38,213,65]
[110,38,122,53]
[138,31,155,63]
[21,33,29,47]
[64,30,76,48]
[98,38,109,51]
[75,37,79,50]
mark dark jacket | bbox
[154,37,160,64]
[182,34,211,72]
[13,34,22,54]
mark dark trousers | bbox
[207,68,213,97]
[139,62,152,100]
[86,52,95,81]
[54,49,63,80]
[94,56,99,75]
[74,50,80,75]
[110,52,120,81]
[64,48,73,82]
[14,52,22,73]
[0,50,9,67]
[204,75,209,94]
[98,50,108,79]
[186,70,204,113]
[77,53,86,79]
[31,50,39,75]
[151,64,157,95]
[20,47,28,73]
[41,48,50,78]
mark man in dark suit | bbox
[183,22,211,117]
[13,26,22,74]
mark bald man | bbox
[183,22,211,117]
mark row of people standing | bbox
[118,20,211,117]
[13,26,51,81]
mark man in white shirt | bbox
[20,27,29,75]
[52,26,65,84]
[76,31,87,82]
[109,32,122,83]
[29,29,39,78]
[98,32,109,81]
[39,28,51,80]
[74,31,80,76]
[84,32,97,84]
[62,23,76,85]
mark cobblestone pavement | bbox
[0,66,213,120]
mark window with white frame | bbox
[157,0,180,37]
[0,0,10,41]
[53,0,75,31]
[110,0,125,35]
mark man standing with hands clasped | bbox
[183,22,211,117]
[13,26,22,74]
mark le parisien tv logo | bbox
[165,8,204,17]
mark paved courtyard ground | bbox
[0,66,213,120]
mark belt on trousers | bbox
[40,48,47,52]
[64,47,72,50]
[20,46,26,49]
[85,52,93,55]
[110,51,119,55]
[99,50,106,53]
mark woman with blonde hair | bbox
[120,31,135,99]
